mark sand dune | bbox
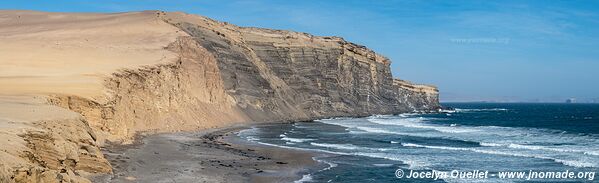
[0,10,185,98]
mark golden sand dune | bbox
[0,10,185,99]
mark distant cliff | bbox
[0,10,439,183]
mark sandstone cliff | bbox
[0,10,439,182]
[160,11,440,121]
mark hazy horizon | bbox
[2,0,598,102]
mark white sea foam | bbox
[251,140,351,156]
[292,123,312,129]
[280,134,314,143]
[479,142,503,147]
[353,126,431,137]
[353,152,431,170]
[455,108,509,112]
[398,113,420,117]
[326,120,461,139]
[402,143,469,151]
[238,127,259,137]
[238,127,265,142]
[245,136,259,142]
[294,174,313,183]
[313,157,338,171]
[367,117,479,133]
[311,142,362,150]
[368,114,394,119]
[471,149,597,168]
[439,109,457,113]
[403,143,598,168]
[584,151,599,156]
[239,128,351,155]
[372,163,393,167]
[282,137,313,143]
[310,142,391,152]
[480,142,599,157]
[506,143,577,153]
[355,126,400,134]
[307,141,598,170]
[438,108,509,115]
[553,159,597,168]
[304,141,433,170]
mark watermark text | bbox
[395,169,595,181]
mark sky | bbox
[2,0,598,102]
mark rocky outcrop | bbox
[0,10,439,183]
[14,118,112,182]
[0,96,111,183]
[393,79,440,111]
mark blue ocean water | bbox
[238,103,599,182]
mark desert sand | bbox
[0,10,184,98]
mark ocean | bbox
[238,103,599,182]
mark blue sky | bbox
[2,0,598,102]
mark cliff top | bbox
[393,79,439,94]
[160,11,391,65]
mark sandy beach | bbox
[90,124,325,183]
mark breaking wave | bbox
[280,134,314,143]
[402,143,597,168]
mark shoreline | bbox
[89,123,326,183]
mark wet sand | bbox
[90,124,324,183]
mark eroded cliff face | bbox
[393,79,440,111]
[0,96,111,183]
[0,10,439,183]
[160,11,440,123]
[49,37,250,143]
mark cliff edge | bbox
[0,10,439,182]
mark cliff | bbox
[393,79,440,111]
[0,10,439,182]
[160,11,440,120]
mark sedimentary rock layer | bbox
[162,11,440,121]
[0,10,439,182]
